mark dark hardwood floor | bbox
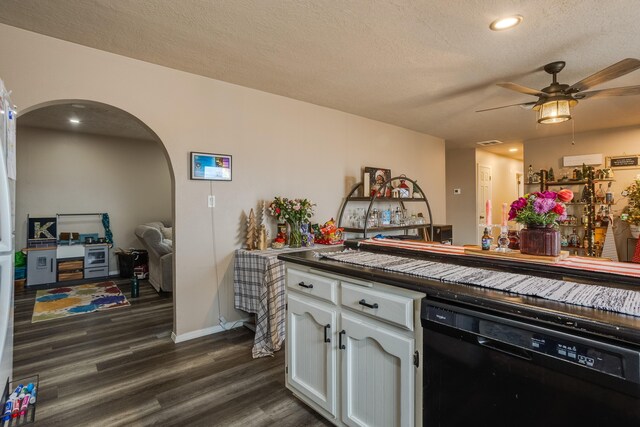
[13,279,330,426]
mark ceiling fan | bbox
[477,58,640,123]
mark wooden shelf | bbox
[525,178,615,186]
[343,224,429,233]
[345,197,426,202]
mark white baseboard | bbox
[171,317,251,343]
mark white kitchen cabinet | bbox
[340,313,415,427]
[287,292,338,417]
[286,266,424,427]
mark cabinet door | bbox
[27,249,56,286]
[340,313,415,427]
[287,293,338,417]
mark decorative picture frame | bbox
[363,167,391,197]
[606,154,640,170]
[28,217,57,240]
[190,152,232,181]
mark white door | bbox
[340,313,415,427]
[287,293,338,417]
[477,164,492,227]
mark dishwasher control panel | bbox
[530,334,623,377]
[424,302,639,383]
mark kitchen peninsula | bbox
[279,240,640,426]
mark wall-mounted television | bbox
[190,152,232,181]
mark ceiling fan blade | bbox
[575,85,640,99]
[497,82,545,97]
[569,58,640,92]
[476,101,537,113]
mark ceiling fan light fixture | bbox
[538,99,571,124]
[489,15,523,31]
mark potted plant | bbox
[621,178,640,238]
[269,197,315,248]
[508,189,573,256]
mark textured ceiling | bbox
[18,102,157,142]
[2,0,640,150]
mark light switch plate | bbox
[208,195,215,207]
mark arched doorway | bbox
[16,99,175,329]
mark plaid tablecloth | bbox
[233,247,316,358]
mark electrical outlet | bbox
[208,195,215,208]
[453,188,462,195]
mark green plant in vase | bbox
[621,178,640,237]
[269,197,315,248]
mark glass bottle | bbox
[481,228,492,251]
[393,207,401,225]
[527,165,534,184]
[596,184,605,203]
[368,208,379,228]
[508,230,520,250]
[568,228,579,247]
[605,181,613,204]
[496,226,509,252]
[381,205,392,225]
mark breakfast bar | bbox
[279,240,640,426]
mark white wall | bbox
[446,148,522,245]
[445,147,476,245]
[524,125,640,260]
[15,126,172,269]
[0,24,446,339]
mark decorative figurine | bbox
[257,224,268,250]
[398,175,411,198]
[548,168,555,182]
[315,219,344,245]
[246,209,257,250]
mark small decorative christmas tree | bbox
[246,209,257,250]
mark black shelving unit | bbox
[337,175,434,240]
[528,167,612,257]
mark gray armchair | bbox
[134,222,173,292]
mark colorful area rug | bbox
[32,281,130,323]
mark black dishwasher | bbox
[422,299,640,426]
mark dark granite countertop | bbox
[278,245,640,346]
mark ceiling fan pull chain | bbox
[571,118,576,145]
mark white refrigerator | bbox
[0,77,16,398]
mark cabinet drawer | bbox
[58,260,84,271]
[84,267,109,279]
[58,271,83,281]
[341,282,414,330]
[287,269,338,304]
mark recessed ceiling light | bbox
[69,118,81,124]
[508,148,518,152]
[490,15,523,31]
